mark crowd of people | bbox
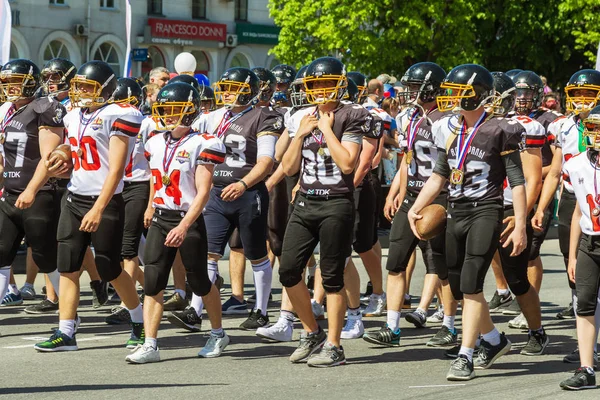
[0,53,600,391]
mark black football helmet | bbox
[491,72,516,116]
[303,57,347,105]
[252,67,277,102]
[513,71,544,115]
[111,77,143,106]
[344,79,359,103]
[40,58,76,95]
[564,69,600,114]
[271,64,297,105]
[437,64,494,112]
[0,59,41,101]
[168,74,200,90]
[152,82,200,130]
[198,84,216,113]
[214,67,259,107]
[400,62,447,104]
[347,71,368,103]
[505,69,523,82]
[583,105,600,150]
[290,65,309,108]
[69,61,117,107]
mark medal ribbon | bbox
[406,105,438,152]
[455,111,487,170]
[77,108,103,148]
[162,131,194,177]
[215,106,253,139]
[309,107,325,145]
[0,104,17,134]
[594,154,600,210]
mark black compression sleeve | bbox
[503,151,525,188]
[432,149,451,178]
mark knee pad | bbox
[507,279,530,297]
[95,258,122,283]
[187,276,212,297]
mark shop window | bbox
[230,53,250,69]
[235,0,248,21]
[192,0,206,19]
[43,40,69,62]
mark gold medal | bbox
[162,174,171,186]
[593,207,600,217]
[450,168,464,185]
[318,147,326,157]
[405,150,413,164]
[76,148,83,158]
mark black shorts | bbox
[497,207,533,296]
[267,178,288,257]
[529,197,556,260]
[371,172,383,239]
[353,180,376,254]
[386,193,447,279]
[279,193,354,293]
[558,190,577,289]
[57,192,125,282]
[446,201,502,300]
[285,173,300,218]
[574,234,600,316]
[143,208,211,297]
[121,181,150,260]
[204,184,269,261]
[0,191,58,273]
[228,228,242,250]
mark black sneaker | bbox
[560,367,597,390]
[520,330,549,356]
[405,310,427,328]
[167,307,202,332]
[557,304,575,319]
[363,324,401,347]
[445,344,482,359]
[488,291,513,312]
[105,306,131,325]
[34,330,78,352]
[246,293,273,304]
[90,280,108,309]
[446,355,475,381]
[24,299,59,314]
[427,325,458,347]
[501,299,521,316]
[239,310,269,330]
[474,333,512,369]
[564,349,599,369]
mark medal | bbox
[593,207,600,217]
[76,148,83,158]
[405,150,413,164]
[318,147,326,157]
[450,168,464,185]
[162,131,193,186]
[162,174,171,186]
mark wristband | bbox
[239,180,248,189]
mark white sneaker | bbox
[256,318,293,342]
[312,301,325,320]
[341,316,364,339]
[198,332,230,358]
[125,344,160,364]
[508,313,529,330]
[427,307,444,324]
[363,293,386,317]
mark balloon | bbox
[383,84,396,98]
[195,73,210,86]
[174,52,197,75]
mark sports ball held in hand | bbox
[416,204,447,240]
[49,144,72,168]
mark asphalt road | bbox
[0,238,597,399]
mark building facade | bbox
[7,0,281,83]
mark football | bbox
[49,144,72,168]
[416,204,447,240]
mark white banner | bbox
[596,40,600,71]
[123,0,132,77]
[0,0,12,65]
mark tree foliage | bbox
[268,0,599,87]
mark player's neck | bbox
[171,125,191,139]
[230,104,251,114]
[419,101,437,113]
[13,97,33,109]
[461,107,486,128]
[55,92,68,101]
[318,101,339,113]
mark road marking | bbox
[409,384,467,388]
[3,336,109,349]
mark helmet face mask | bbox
[0,60,40,102]
[152,83,199,130]
[515,89,535,115]
[198,85,215,113]
[41,59,76,95]
[583,112,600,151]
[111,78,143,107]
[436,65,494,113]
[491,88,516,116]
[69,62,116,108]
[304,76,347,104]
[214,68,259,108]
[565,69,600,114]
[436,83,477,112]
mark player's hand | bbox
[80,207,103,233]
[165,224,188,247]
[318,111,335,132]
[499,216,516,243]
[503,224,526,257]
[407,207,424,240]
[265,177,275,193]
[221,181,246,202]
[144,207,154,229]
[567,256,577,283]
[393,194,402,211]
[45,153,71,177]
[15,189,36,209]
[384,196,396,221]
[290,184,300,204]
[531,210,545,232]
[297,114,318,139]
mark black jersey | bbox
[0,98,66,194]
[288,103,370,195]
[199,106,284,187]
[433,114,523,203]
[530,108,563,167]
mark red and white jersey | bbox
[124,116,160,182]
[63,103,143,196]
[563,152,600,236]
[503,115,546,206]
[191,112,209,132]
[552,115,582,193]
[145,131,226,211]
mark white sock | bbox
[207,260,218,282]
[0,267,10,301]
[23,282,33,289]
[190,261,219,317]
[458,346,474,361]
[128,304,144,323]
[475,336,482,347]
[387,310,401,331]
[174,289,186,299]
[280,310,295,324]
[443,315,456,331]
[138,235,146,266]
[59,319,76,338]
[348,307,362,319]
[47,270,61,297]
[497,288,510,296]
[191,294,203,316]
[144,337,157,349]
[251,259,272,314]
[482,327,501,347]
[9,284,19,295]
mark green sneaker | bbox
[126,322,145,349]
[34,331,78,352]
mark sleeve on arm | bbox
[257,134,277,159]
[37,100,67,128]
[197,136,226,165]
[257,109,285,138]
[503,151,525,188]
[432,149,451,179]
[111,112,143,138]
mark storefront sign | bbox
[148,18,226,42]
[236,23,280,45]
[132,48,148,62]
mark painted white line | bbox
[3,336,110,349]
[409,384,467,388]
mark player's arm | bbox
[384,128,399,147]
[144,173,156,229]
[266,163,286,193]
[521,148,543,213]
[384,160,407,221]
[15,126,63,209]
[274,129,291,162]
[532,145,562,230]
[371,136,385,169]
[567,202,582,283]
[353,137,377,186]
[282,114,318,176]
[502,151,527,257]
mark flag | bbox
[0,0,12,65]
[123,0,132,77]
[596,40,600,71]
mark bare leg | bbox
[313,267,325,304]
[466,293,494,349]
[417,273,440,311]
[172,251,186,296]
[326,291,346,347]
[285,282,318,332]
[82,247,101,282]
[358,249,383,295]
[25,247,38,285]
[527,256,544,293]
[203,284,223,329]
[405,251,416,296]
[58,272,80,321]
[516,286,542,330]
[45,274,58,303]
[387,271,406,313]
[229,248,246,302]
[576,314,597,368]
[144,292,164,339]
[491,251,509,292]
[344,259,361,309]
